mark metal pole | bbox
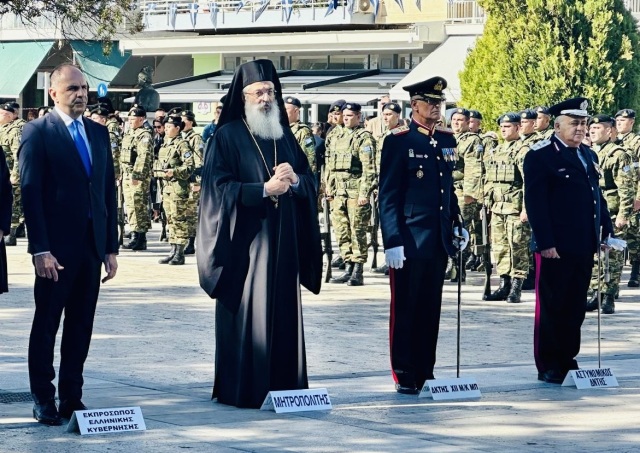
[457,243,462,379]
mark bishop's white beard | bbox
[244,101,284,140]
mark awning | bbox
[389,35,477,103]
[70,41,131,90]
[0,41,54,98]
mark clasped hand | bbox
[265,163,298,197]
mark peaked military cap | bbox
[403,76,447,102]
[0,103,15,113]
[520,109,537,120]
[128,104,146,117]
[91,106,110,117]
[329,99,346,113]
[285,96,302,108]
[498,112,521,125]
[382,102,401,114]
[452,108,470,118]
[548,97,589,117]
[589,114,615,126]
[342,102,361,112]
[535,106,551,115]
[167,107,183,116]
[615,109,635,119]
[181,110,197,126]
[469,110,483,120]
[9,102,20,110]
[164,115,184,129]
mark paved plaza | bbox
[1,229,639,452]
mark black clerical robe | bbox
[197,119,322,408]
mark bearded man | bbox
[196,60,322,409]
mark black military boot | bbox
[124,231,132,240]
[184,237,196,255]
[507,277,524,303]
[169,244,186,265]
[628,261,640,287]
[131,232,147,251]
[601,294,615,314]
[331,256,344,269]
[585,292,600,312]
[484,275,511,301]
[158,245,176,264]
[5,227,17,246]
[123,232,139,249]
[347,263,364,286]
[15,222,26,238]
[372,263,389,274]
[522,267,536,291]
[330,262,354,283]
[465,253,477,271]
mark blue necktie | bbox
[71,120,92,177]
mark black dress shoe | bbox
[58,399,87,419]
[33,400,62,426]
[540,369,565,384]
[395,383,419,395]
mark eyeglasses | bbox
[153,125,162,129]
[245,89,276,99]
[418,98,443,106]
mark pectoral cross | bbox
[430,137,438,148]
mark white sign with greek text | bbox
[561,368,619,389]
[260,388,332,413]
[66,406,146,435]
[419,378,481,400]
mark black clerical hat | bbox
[382,102,401,114]
[342,102,361,113]
[181,110,197,126]
[453,108,470,118]
[589,114,615,126]
[403,76,447,101]
[548,98,589,117]
[128,104,146,117]
[497,112,521,125]
[219,95,227,105]
[469,110,482,120]
[285,97,302,108]
[615,109,635,119]
[520,109,537,120]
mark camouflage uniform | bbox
[0,119,24,234]
[326,125,377,265]
[106,118,124,237]
[536,128,554,142]
[291,121,317,174]
[182,128,204,238]
[156,135,194,246]
[590,141,635,296]
[121,126,153,233]
[617,131,640,263]
[480,131,499,154]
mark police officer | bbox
[534,106,554,141]
[285,96,316,174]
[325,102,377,286]
[157,116,195,265]
[0,103,23,245]
[181,110,203,255]
[484,113,530,303]
[121,104,153,250]
[379,76,463,394]
[586,114,635,314]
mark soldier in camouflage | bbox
[181,110,203,255]
[325,102,377,286]
[450,108,485,282]
[534,106,554,141]
[586,114,635,314]
[285,96,316,174]
[469,110,499,155]
[121,105,153,250]
[0,103,23,245]
[156,115,195,265]
[484,113,530,303]
[615,108,640,287]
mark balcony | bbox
[445,0,485,24]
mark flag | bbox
[282,0,293,23]
[144,2,157,28]
[415,0,421,10]
[346,0,355,14]
[370,0,379,17]
[188,3,199,28]
[235,0,246,13]
[208,2,219,29]
[325,0,338,16]
[395,0,404,12]
[254,0,271,21]
[168,3,178,30]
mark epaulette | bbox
[390,125,410,135]
[435,125,454,134]
[531,139,551,151]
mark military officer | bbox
[0,103,23,245]
[615,109,640,287]
[285,96,316,174]
[156,116,195,265]
[586,115,635,314]
[181,110,203,255]
[450,108,485,281]
[534,106,554,141]
[379,76,462,394]
[120,105,153,250]
[325,102,377,286]
[484,112,530,303]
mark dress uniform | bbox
[524,98,613,384]
[586,115,635,314]
[181,110,204,255]
[379,76,461,394]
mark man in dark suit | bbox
[378,77,463,394]
[524,98,613,384]
[19,64,119,425]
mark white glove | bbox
[453,227,470,251]
[605,237,627,251]
[385,246,406,269]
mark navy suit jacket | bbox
[19,110,118,263]
[524,135,613,257]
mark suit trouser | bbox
[534,252,592,374]
[389,248,448,386]
[28,222,102,402]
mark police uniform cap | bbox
[615,109,635,119]
[497,112,521,125]
[452,108,470,118]
[128,104,146,117]
[469,110,483,120]
[0,103,15,113]
[167,107,183,116]
[164,115,184,129]
[402,76,447,102]
[341,102,361,113]
[329,99,346,113]
[181,110,197,126]
[520,109,537,120]
[91,106,109,117]
[382,102,401,114]
[589,114,615,126]
[548,97,589,117]
[535,106,551,115]
[285,96,302,108]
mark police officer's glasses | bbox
[245,89,276,99]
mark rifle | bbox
[369,191,380,270]
[480,205,492,299]
[321,196,333,283]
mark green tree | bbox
[459,0,640,126]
